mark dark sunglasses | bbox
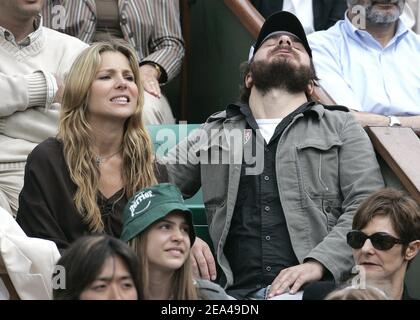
[347,230,406,251]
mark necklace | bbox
[95,149,121,165]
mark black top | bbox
[16,138,166,250]
[223,102,315,299]
[250,0,347,31]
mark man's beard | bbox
[366,0,404,24]
[249,57,313,95]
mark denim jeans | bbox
[246,285,271,300]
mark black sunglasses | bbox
[347,230,406,251]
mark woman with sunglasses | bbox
[303,188,420,300]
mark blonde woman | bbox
[16,41,161,250]
[121,183,231,300]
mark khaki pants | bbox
[0,162,25,218]
[142,91,176,125]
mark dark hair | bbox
[53,235,141,300]
[238,58,318,104]
[353,188,420,244]
[353,188,420,268]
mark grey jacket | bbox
[196,279,233,300]
[165,103,384,289]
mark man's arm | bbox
[163,126,218,280]
[0,107,60,143]
[163,127,202,198]
[0,71,58,117]
[352,111,420,130]
[139,0,185,84]
[307,113,384,278]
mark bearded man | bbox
[309,0,420,128]
[164,11,385,299]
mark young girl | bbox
[121,183,231,300]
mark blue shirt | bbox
[308,14,420,116]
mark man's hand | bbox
[190,237,217,281]
[267,260,324,298]
[139,64,161,98]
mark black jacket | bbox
[251,0,347,31]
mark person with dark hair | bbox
[16,41,161,250]
[53,234,140,300]
[349,188,420,299]
[164,11,384,299]
[304,188,420,300]
[121,183,231,300]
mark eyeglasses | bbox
[346,230,406,251]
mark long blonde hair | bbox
[58,41,157,232]
[129,233,199,300]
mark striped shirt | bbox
[42,0,185,83]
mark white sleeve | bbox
[0,106,60,143]
[0,70,57,117]
[309,34,363,111]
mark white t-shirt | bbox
[256,118,283,144]
[283,0,315,34]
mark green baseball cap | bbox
[120,183,196,244]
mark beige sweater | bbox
[0,24,88,163]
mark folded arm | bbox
[0,71,58,117]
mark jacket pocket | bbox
[295,138,343,198]
[199,139,232,207]
[322,197,342,231]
